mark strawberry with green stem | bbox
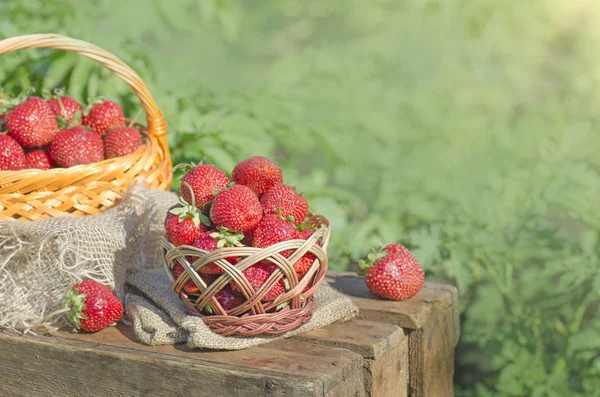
[357,243,424,301]
[232,156,283,197]
[3,94,59,148]
[42,280,123,333]
[261,183,308,224]
[174,162,230,211]
[45,89,83,125]
[189,228,243,274]
[82,99,125,135]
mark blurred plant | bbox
[1,0,599,395]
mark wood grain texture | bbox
[409,307,455,397]
[293,319,408,397]
[326,271,458,397]
[0,327,363,397]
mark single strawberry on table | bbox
[103,126,143,159]
[232,156,283,197]
[177,163,229,210]
[0,134,27,171]
[83,99,125,135]
[4,96,59,148]
[357,243,424,301]
[189,229,242,274]
[43,280,123,333]
[210,184,263,232]
[49,126,104,167]
[47,95,82,124]
[260,183,308,224]
[26,149,53,170]
[164,202,207,247]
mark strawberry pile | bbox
[0,90,143,171]
[357,243,425,301]
[164,156,318,314]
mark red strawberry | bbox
[82,100,125,135]
[103,126,143,159]
[294,229,316,278]
[232,263,285,302]
[241,229,254,246]
[178,163,229,209]
[164,204,207,247]
[261,183,308,224]
[189,230,242,274]
[0,134,27,170]
[5,97,59,148]
[26,149,53,170]
[358,244,424,301]
[214,286,244,312]
[59,280,123,333]
[49,127,104,167]
[170,262,215,294]
[252,214,298,257]
[385,243,412,258]
[232,156,283,197]
[210,185,263,232]
[47,95,82,123]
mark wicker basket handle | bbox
[0,34,169,154]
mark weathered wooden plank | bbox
[0,326,364,397]
[326,271,458,397]
[293,319,408,397]
[409,307,455,397]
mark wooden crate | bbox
[0,271,458,397]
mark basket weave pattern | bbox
[0,34,172,221]
[162,214,330,336]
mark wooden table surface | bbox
[0,271,458,397]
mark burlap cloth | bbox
[0,184,358,348]
[0,185,174,332]
[125,269,358,350]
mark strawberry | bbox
[164,204,207,247]
[47,95,82,123]
[103,126,143,159]
[177,163,229,209]
[0,134,27,170]
[26,149,53,170]
[189,229,242,274]
[53,280,123,333]
[241,229,254,246]
[232,156,283,197]
[358,244,424,301]
[49,127,104,167]
[232,263,285,302]
[213,286,244,312]
[5,97,59,148]
[261,183,308,224]
[210,185,263,232]
[294,229,316,278]
[170,262,215,294]
[82,100,125,135]
[252,214,298,258]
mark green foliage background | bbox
[2,0,600,395]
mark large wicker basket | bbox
[0,34,172,221]
[162,214,330,336]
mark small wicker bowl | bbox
[0,34,172,221]
[162,214,330,336]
